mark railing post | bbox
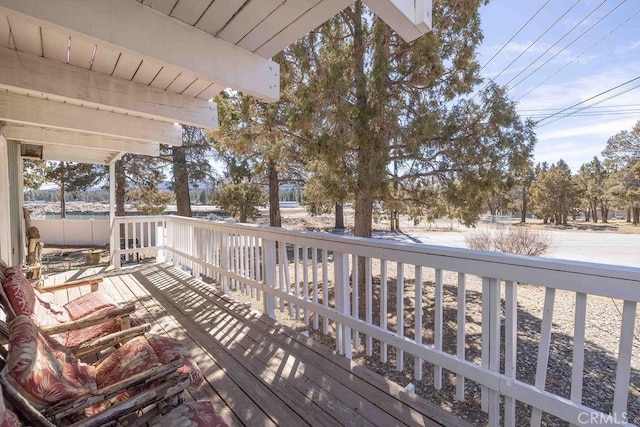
[112,217,121,268]
[334,251,351,359]
[221,232,230,295]
[262,238,277,318]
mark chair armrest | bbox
[70,324,152,358]
[36,277,103,293]
[45,357,185,420]
[41,304,136,335]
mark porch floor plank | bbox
[50,263,471,427]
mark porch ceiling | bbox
[0,0,431,164]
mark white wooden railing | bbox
[113,215,640,426]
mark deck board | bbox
[50,263,471,427]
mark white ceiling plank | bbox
[255,0,351,57]
[149,65,182,90]
[141,0,179,15]
[68,36,96,70]
[181,78,211,98]
[218,0,284,45]
[91,44,120,75]
[0,0,280,101]
[239,0,320,52]
[195,0,244,35]
[132,59,163,86]
[170,0,213,26]
[0,14,11,49]
[0,47,217,129]
[41,27,68,63]
[8,16,41,56]
[112,51,142,80]
[5,125,160,156]
[196,83,225,101]
[363,0,431,42]
[0,92,182,145]
[166,74,196,94]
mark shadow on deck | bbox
[47,263,472,427]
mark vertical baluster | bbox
[613,300,637,419]
[322,249,329,334]
[414,265,423,381]
[250,236,256,299]
[263,239,276,318]
[294,245,300,320]
[304,246,310,325]
[311,248,317,329]
[352,254,359,349]
[285,244,297,317]
[434,269,443,389]
[365,257,373,356]
[256,237,263,301]
[504,280,517,427]
[396,262,404,371]
[531,287,556,427]
[487,278,500,427]
[278,242,285,313]
[380,260,388,363]
[335,252,351,358]
[223,233,231,294]
[456,273,466,401]
[481,277,489,412]
[569,292,586,427]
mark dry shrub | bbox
[465,227,553,256]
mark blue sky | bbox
[477,0,640,171]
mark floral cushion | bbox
[95,336,161,387]
[64,290,119,320]
[151,401,228,427]
[6,316,97,410]
[2,272,37,317]
[147,335,203,387]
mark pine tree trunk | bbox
[115,159,126,216]
[627,206,631,222]
[335,203,344,230]
[520,189,527,223]
[268,160,281,227]
[634,206,639,225]
[172,146,192,217]
[601,203,608,223]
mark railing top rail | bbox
[160,215,640,300]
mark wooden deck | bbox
[46,263,472,427]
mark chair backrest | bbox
[0,259,8,284]
[4,316,97,410]
[1,272,36,320]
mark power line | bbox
[535,83,640,126]
[520,103,640,112]
[515,5,640,102]
[479,0,552,73]
[534,77,640,126]
[508,0,627,91]
[481,0,581,85]
[503,0,612,89]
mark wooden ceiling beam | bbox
[4,125,160,157]
[0,92,182,146]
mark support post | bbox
[0,128,11,262]
[109,160,118,267]
[263,239,277,318]
[334,252,351,358]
